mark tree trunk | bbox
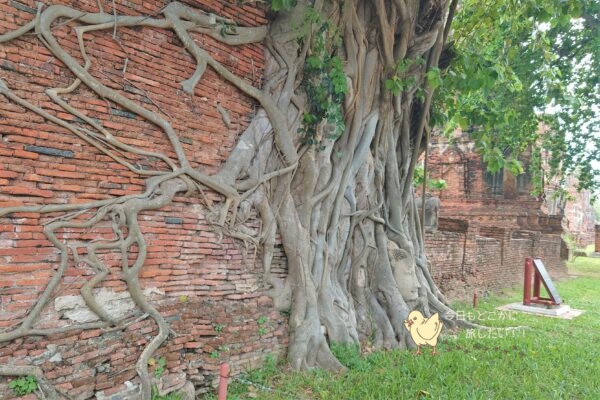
[246,0,461,369]
[0,0,463,388]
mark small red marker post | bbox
[218,363,229,400]
[473,292,478,308]
[523,257,533,305]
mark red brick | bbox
[1,186,53,198]
[63,184,86,192]
[13,149,39,159]
[34,168,85,179]
[79,329,102,340]
[7,135,36,144]
[0,170,19,179]
[425,131,570,292]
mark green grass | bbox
[206,258,600,399]
[568,252,600,278]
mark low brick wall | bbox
[426,230,466,281]
[426,219,567,298]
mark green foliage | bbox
[9,375,38,396]
[219,21,236,37]
[246,354,279,383]
[203,356,280,400]
[257,315,268,336]
[425,67,443,89]
[268,0,296,12]
[150,356,167,378]
[210,345,229,359]
[438,0,599,195]
[151,385,183,400]
[329,342,370,372]
[384,58,425,95]
[299,11,348,148]
[528,148,545,197]
[568,249,600,278]
[214,323,225,334]
[413,165,448,191]
[427,178,448,191]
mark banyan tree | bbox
[0,0,467,397]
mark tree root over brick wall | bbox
[0,1,476,398]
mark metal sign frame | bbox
[523,257,562,306]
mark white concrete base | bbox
[497,303,584,319]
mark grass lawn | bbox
[210,257,600,399]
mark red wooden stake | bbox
[218,363,229,400]
[523,257,533,305]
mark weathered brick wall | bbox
[504,236,533,277]
[1,1,287,398]
[426,219,567,298]
[425,230,465,280]
[534,236,565,273]
[425,218,466,292]
[474,236,503,284]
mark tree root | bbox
[0,2,277,395]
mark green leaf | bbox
[385,77,404,95]
[9,375,38,396]
[426,68,443,89]
[306,55,323,69]
[455,115,469,129]
[269,0,295,12]
[506,158,524,175]
[428,178,448,191]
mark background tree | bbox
[439,0,599,195]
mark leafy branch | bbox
[299,15,347,148]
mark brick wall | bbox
[426,230,465,281]
[474,236,502,284]
[0,1,287,398]
[426,220,567,299]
